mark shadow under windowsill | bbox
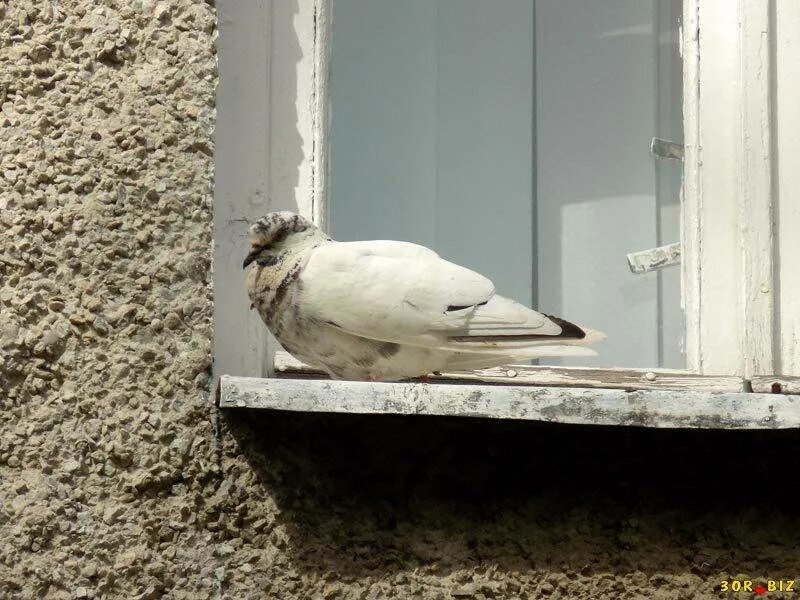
[218,409,800,582]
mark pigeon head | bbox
[243,212,315,268]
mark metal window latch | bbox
[627,242,681,274]
[626,138,685,274]
[650,137,684,160]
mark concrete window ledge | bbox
[217,375,800,430]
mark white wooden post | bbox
[681,0,702,374]
[739,0,776,378]
[214,0,329,379]
[311,0,332,231]
[682,0,778,377]
[774,0,800,376]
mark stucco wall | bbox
[0,0,217,597]
[2,2,799,600]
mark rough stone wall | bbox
[0,0,217,597]
[2,2,799,600]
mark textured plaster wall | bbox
[0,0,217,597]
[2,2,799,600]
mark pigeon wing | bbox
[298,241,581,352]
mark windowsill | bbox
[272,352,748,392]
[216,372,800,430]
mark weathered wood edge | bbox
[681,0,702,372]
[739,0,776,378]
[273,351,747,392]
[218,376,800,430]
[751,376,800,395]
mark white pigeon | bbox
[244,212,603,381]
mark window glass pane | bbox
[330,0,683,368]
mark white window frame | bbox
[213,0,800,399]
[683,0,772,378]
[214,0,329,380]
[681,0,800,381]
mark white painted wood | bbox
[774,0,800,375]
[739,0,775,377]
[680,0,702,374]
[751,376,800,395]
[689,1,745,375]
[273,351,746,393]
[627,243,681,274]
[214,0,273,379]
[311,0,332,231]
[682,0,778,377]
[268,0,317,222]
[214,0,329,378]
[218,376,800,429]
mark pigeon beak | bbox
[242,249,260,269]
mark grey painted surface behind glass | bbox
[434,1,535,307]
[655,0,685,369]
[536,0,681,367]
[330,0,535,307]
[330,0,683,368]
[330,0,438,249]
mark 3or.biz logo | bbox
[720,579,796,595]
